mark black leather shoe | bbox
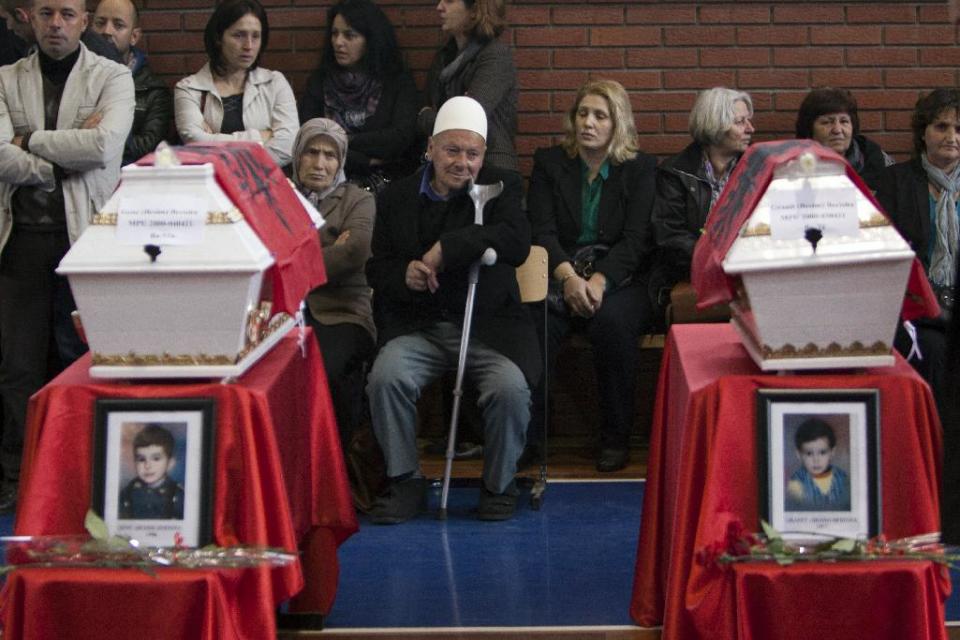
[478,481,518,521]
[596,448,629,473]
[0,483,18,515]
[369,477,426,525]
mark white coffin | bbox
[722,153,914,370]
[57,161,295,379]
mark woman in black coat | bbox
[300,0,417,183]
[875,88,960,420]
[527,79,657,472]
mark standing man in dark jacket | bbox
[365,96,539,524]
[93,0,171,165]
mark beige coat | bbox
[0,44,134,252]
[174,64,298,168]
[306,182,376,341]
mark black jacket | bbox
[527,145,657,287]
[875,158,931,267]
[366,165,541,386]
[299,67,418,178]
[125,55,173,165]
[652,140,712,288]
[847,133,890,194]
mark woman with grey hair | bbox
[650,87,754,315]
[293,118,376,445]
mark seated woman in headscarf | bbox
[651,87,754,321]
[876,88,959,419]
[293,118,376,445]
[527,79,657,473]
[795,87,893,193]
[299,0,417,187]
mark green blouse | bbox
[577,158,610,245]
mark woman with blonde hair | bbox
[526,79,658,472]
[417,0,517,171]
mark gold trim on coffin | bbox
[741,212,890,237]
[90,208,243,225]
[760,340,890,360]
[91,313,291,367]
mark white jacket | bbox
[174,63,298,168]
[0,43,134,252]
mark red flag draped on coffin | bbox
[690,139,939,321]
[137,142,326,315]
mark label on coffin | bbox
[116,195,205,246]
[768,185,859,241]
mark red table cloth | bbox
[6,328,358,638]
[631,324,946,640]
[3,568,264,640]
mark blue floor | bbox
[325,479,644,628]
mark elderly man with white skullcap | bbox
[365,96,540,524]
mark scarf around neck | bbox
[322,68,382,132]
[437,39,483,99]
[921,152,960,287]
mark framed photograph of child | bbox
[92,398,215,547]
[757,389,880,543]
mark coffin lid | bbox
[132,142,326,316]
[691,139,939,321]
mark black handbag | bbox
[546,244,610,315]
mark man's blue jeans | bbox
[367,322,529,495]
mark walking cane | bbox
[438,180,504,519]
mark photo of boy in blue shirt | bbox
[118,424,185,520]
[785,417,851,511]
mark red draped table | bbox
[3,329,358,639]
[631,324,948,640]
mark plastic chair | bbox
[515,245,549,508]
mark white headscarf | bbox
[292,118,349,207]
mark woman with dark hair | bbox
[527,79,657,472]
[292,118,376,445]
[417,0,517,171]
[300,0,417,184]
[876,88,959,419]
[174,0,298,166]
[795,87,893,193]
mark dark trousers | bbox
[305,315,375,446]
[530,280,655,451]
[894,319,947,419]
[0,228,87,483]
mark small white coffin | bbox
[721,151,914,370]
[58,153,299,379]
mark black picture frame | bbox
[757,389,880,542]
[92,398,215,547]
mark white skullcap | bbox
[432,96,488,141]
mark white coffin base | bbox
[89,317,296,379]
[731,315,895,372]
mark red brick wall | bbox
[135,0,959,175]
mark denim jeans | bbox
[367,322,529,494]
